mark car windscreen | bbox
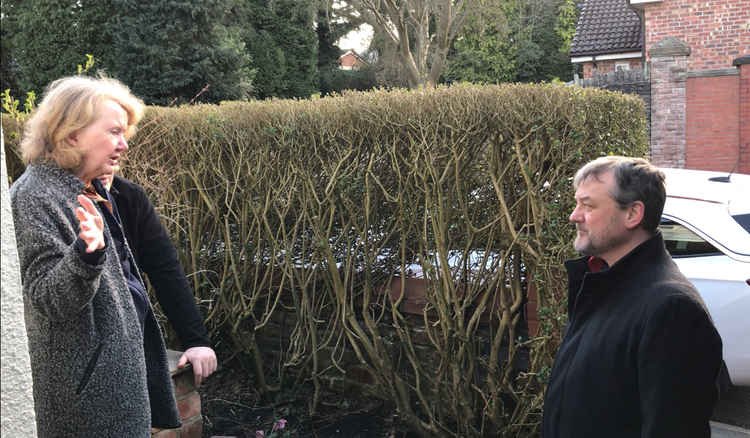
[659,219,722,257]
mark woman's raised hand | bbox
[75,195,105,252]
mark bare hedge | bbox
[2,83,648,437]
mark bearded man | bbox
[542,156,724,438]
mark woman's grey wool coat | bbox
[10,162,181,437]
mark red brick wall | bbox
[686,74,740,172]
[643,0,750,72]
[582,59,643,79]
[153,357,202,438]
[740,64,750,174]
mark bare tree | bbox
[351,0,470,88]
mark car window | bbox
[659,219,722,257]
[732,213,750,234]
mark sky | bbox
[336,23,374,54]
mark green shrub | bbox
[319,66,377,96]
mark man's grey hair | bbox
[573,156,666,232]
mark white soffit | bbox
[571,52,643,63]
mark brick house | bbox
[569,0,644,77]
[338,50,368,71]
[571,0,750,174]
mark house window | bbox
[615,62,631,71]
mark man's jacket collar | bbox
[564,232,668,314]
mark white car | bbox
[659,168,750,387]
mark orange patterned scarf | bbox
[82,183,113,213]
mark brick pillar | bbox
[649,37,691,168]
[734,55,750,175]
[152,350,202,438]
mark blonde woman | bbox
[10,75,180,437]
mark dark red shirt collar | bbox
[587,256,609,273]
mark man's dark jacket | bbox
[542,233,723,438]
[110,175,211,349]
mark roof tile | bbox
[570,0,642,57]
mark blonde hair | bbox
[20,74,145,170]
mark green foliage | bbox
[316,7,341,72]
[1,116,26,183]
[1,0,255,105]
[5,0,89,94]
[237,0,318,99]
[1,89,36,120]
[445,0,580,84]
[77,55,96,76]
[3,84,648,437]
[517,0,577,83]
[106,0,255,105]
[319,67,377,96]
[1,0,377,101]
[2,54,93,119]
[555,0,579,56]
[445,36,517,85]
[0,2,21,99]
[444,1,517,84]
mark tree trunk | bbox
[353,0,469,88]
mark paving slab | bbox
[711,421,750,438]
